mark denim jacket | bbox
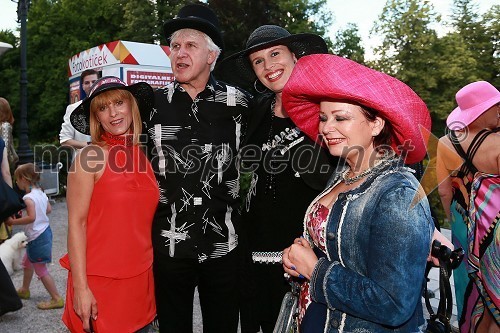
[306,159,434,332]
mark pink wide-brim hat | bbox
[446,81,500,130]
[282,54,431,165]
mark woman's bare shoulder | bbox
[473,132,500,173]
[71,145,108,175]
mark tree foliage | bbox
[118,0,157,43]
[450,0,496,83]
[484,5,500,87]
[0,0,497,145]
[370,0,497,132]
[332,23,365,64]
[210,0,333,57]
[372,0,440,93]
[0,29,21,139]
[0,0,333,143]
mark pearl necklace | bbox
[342,158,391,185]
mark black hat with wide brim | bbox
[163,3,224,50]
[70,76,154,135]
[215,25,328,88]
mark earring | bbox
[254,79,268,94]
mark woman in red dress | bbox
[60,77,159,333]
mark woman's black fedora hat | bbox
[70,76,154,135]
[163,3,224,50]
[215,25,328,88]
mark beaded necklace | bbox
[101,132,133,147]
[342,156,392,185]
[265,97,277,197]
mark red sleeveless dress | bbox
[61,135,159,333]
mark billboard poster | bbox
[126,70,174,89]
[69,79,81,104]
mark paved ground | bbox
[0,197,457,332]
[0,198,201,333]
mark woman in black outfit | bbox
[217,25,335,332]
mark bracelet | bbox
[252,251,283,264]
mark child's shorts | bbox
[26,226,52,263]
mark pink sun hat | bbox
[282,54,431,164]
[446,81,500,130]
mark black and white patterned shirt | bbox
[142,75,251,262]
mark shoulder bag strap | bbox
[424,240,464,333]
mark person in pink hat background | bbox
[280,53,434,332]
[436,80,500,333]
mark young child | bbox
[5,163,64,310]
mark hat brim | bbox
[215,33,328,88]
[70,82,154,136]
[163,18,224,50]
[446,95,500,130]
[283,54,431,165]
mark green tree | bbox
[210,0,333,57]
[155,0,186,43]
[482,4,500,86]
[25,0,125,142]
[372,0,440,92]
[450,0,496,83]
[1,0,334,143]
[118,0,157,44]
[0,29,21,139]
[372,1,474,127]
[429,32,479,125]
[332,23,365,64]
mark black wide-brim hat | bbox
[215,25,328,88]
[163,3,224,50]
[70,76,154,135]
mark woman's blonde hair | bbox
[14,163,41,186]
[89,89,142,145]
[0,97,14,124]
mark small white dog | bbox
[0,231,28,275]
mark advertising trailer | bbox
[68,40,173,102]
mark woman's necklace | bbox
[265,97,277,197]
[342,157,391,185]
[101,132,133,147]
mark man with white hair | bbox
[142,3,252,332]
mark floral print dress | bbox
[298,201,330,325]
